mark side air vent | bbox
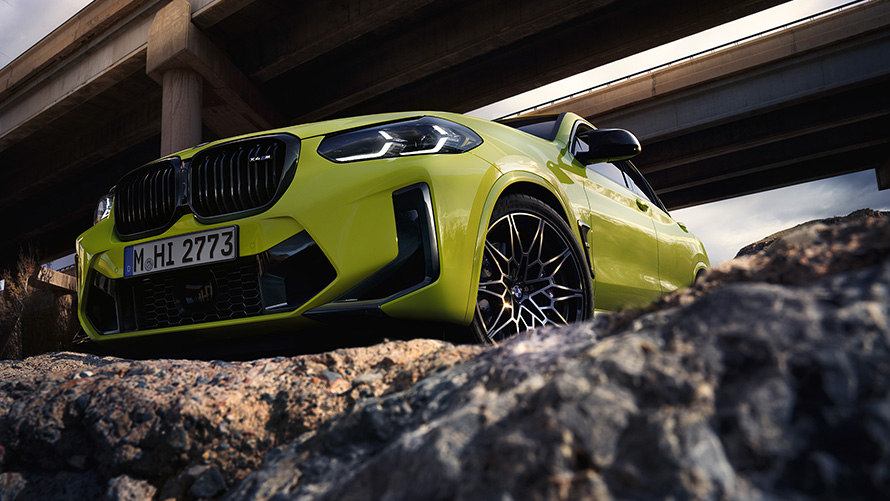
[189,134,301,221]
[114,159,182,239]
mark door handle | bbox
[635,199,649,212]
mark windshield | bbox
[497,115,560,141]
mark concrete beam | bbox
[283,0,632,122]
[249,0,439,83]
[0,98,162,207]
[534,0,890,139]
[638,82,890,174]
[0,22,153,153]
[190,0,257,29]
[878,159,890,191]
[147,0,283,140]
[647,115,890,195]
[0,0,157,99]
[30,267,77,295]
[661,145,888,209]
[296,0,787,121]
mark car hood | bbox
[167,111,466,161]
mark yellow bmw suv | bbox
[76,111,709,344]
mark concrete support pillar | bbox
[161,68,203,155]
[146,0,282,149]
[878,159,890,191]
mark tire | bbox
[471,194,594,343]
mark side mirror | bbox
[574,128,641,164]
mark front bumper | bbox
[76,144,498,342]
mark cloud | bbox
[0,0,93,69]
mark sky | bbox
[1,0,889,266]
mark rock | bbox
[0,209,888,500]
[0,473,26,501]
[735,208,888,257]
[0,339,481,500]
[188,465,227,499]
[106,474,157,501]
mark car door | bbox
[569,123,662,310]
[620,161,703,293]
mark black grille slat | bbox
[115,160,179,238]
[149,169,159,227]
[228,151,240,212]
[218,152,229,214]
[236,149,249,210]
[248,144,263,201]
[212,153,224,215]
[129,179,137,229]
[264,144,275,200]
[137,172,145,226]
[200,157,210,215]
[248,147,260,207]
[190,136,292,219]
[163,167,174,219]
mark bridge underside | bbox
[532,0,890,210]
[646,79,890,209]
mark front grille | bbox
[112,135,300,240]
[115,160,181,238]
[189,135,299,219]
[133,258,264,330]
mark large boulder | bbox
[0,341,482,500]
[1,209,888,500]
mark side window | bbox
[620,161,666,212]
[498,114,562,140]
[622,167,654,205]
[589,162,628,189]
[517,120,558,140]
[571,124,593,158]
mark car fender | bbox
[692,250,711,283]
[462,170,579,321]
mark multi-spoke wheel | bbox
[472,194,594,343]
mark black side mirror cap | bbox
[574,128,641,164]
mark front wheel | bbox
[472,194,594,343]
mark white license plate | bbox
[124,226,238,277]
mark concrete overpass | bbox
[0,0,834,266]
[525,0,890,209]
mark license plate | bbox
[124,226,238,277]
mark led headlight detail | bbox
[94,191,114,225]
[318,116,482,162]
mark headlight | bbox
[93,190,114,225]
[318,116,483,162]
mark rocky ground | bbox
[1,209,888,500]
